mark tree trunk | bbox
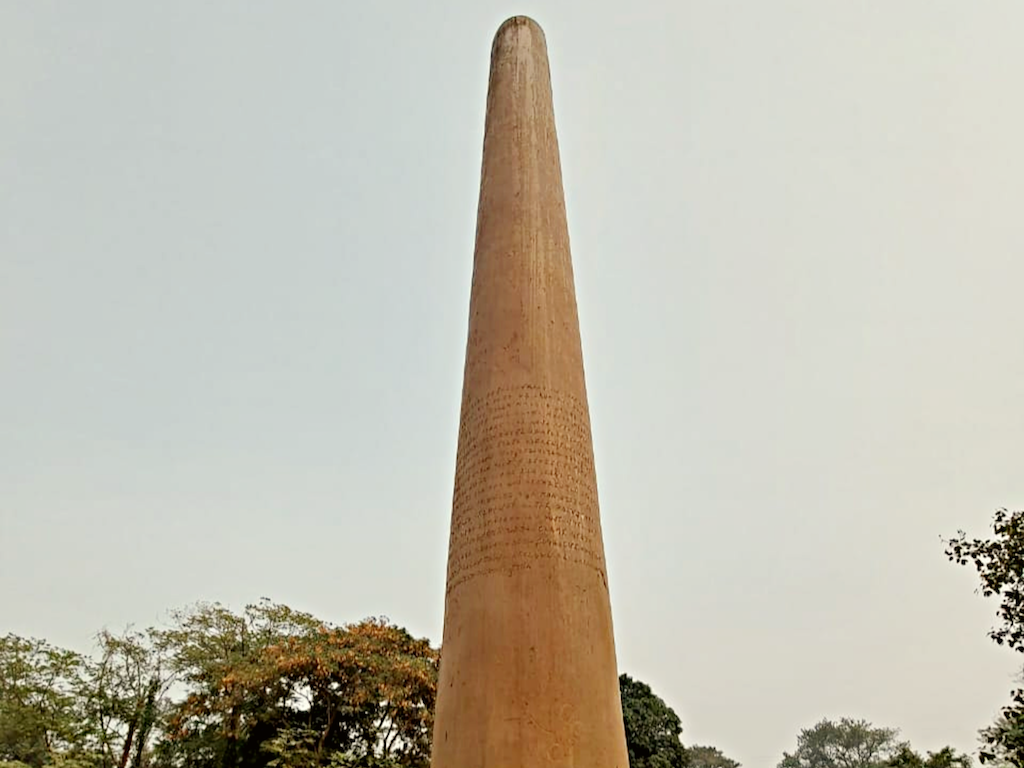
[316,704,336,766]
[222,706,240,768]
[130,678,160,768]
[119,718,138,768]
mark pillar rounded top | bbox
[491,15,547,58]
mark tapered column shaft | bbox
[432,16,629,768]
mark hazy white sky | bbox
[2,3,1022,766]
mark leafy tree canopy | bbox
[0,634,91,768]
[157,601,438,768]
[946,508,1024,764]
[884,745,972,768]
[619,674,689,768]
[777,718,905,768]
[0,601,438,768]
[688,744,740,768]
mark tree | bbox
[688,745,741,768]
[884,746,971,768]
[259,618,436,768]
[156,599,322,768]
[83,627,173,768]
[946,508,1024,764]
[0,634,97,767]
[155,601,438,768]
[777,718,905,768]
[618,674,688,768]
[1,602,438,768]
[977,712,1023,768]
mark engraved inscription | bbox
[446,385,605,594]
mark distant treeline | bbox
[0,596,990,768]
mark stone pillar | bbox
[432,16,630,768]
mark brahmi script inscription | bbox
[446,384,606,594]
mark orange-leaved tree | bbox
[261,618,437,768]
[156,601,437,768]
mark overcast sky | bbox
[2,3,1023,766]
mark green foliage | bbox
[5,605,958,768]
[946,508,1024,764]
[977,707,1024,768]
[84,627,172,768]
[619,674,689,768]
[947,509,1024,652]
[884,745,971,768]
[156,599,323,768]
[0,602,437,768]
[0,634,94,767]
[688,745,740,768]
[777,718,905,768]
